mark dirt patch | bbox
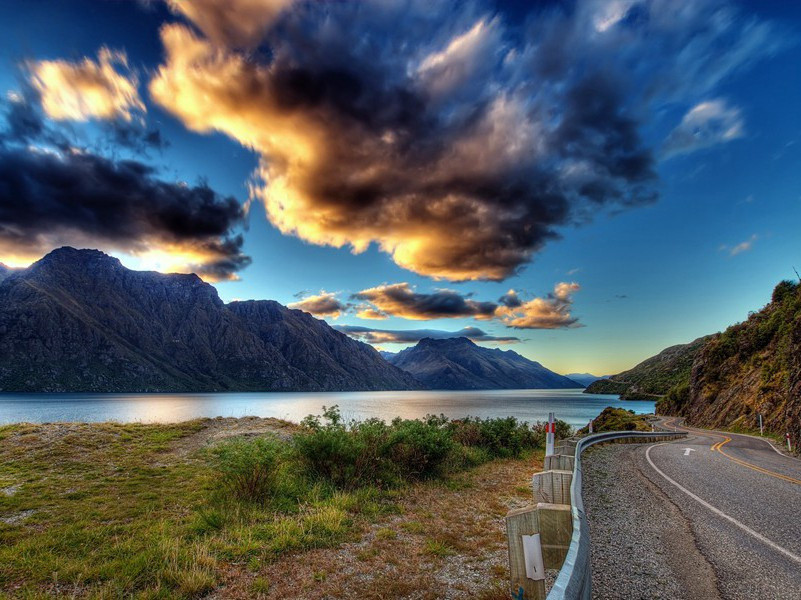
[167,416,300,460]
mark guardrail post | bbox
[506,503,573,599]
[544,454,575,471]
[532,470,573,505]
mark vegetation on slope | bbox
[0,410,571,598]
[657,280,801,448]
[585,336,711,399]
[578,407,653,434]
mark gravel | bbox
[582,443,721,600]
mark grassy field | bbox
[0,412,556,599]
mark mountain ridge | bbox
[0,247,419,392]
[388,336,581,390]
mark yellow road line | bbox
[714,438,801,486]
[665,418,801,486]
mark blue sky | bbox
[1,0,799,375]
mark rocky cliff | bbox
[388,337,581,390]
[0,247,419,392]
[657,280,801,447]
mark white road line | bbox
[645,443,801,566]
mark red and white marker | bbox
[546,412,555,456]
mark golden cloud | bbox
[29,47,145,122]
[288,292,347,318]
[166,0,293,48]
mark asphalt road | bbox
[638,418,801,598]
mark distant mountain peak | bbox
[390,337,580,390]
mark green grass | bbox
[0,412,563,598]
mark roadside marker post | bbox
[546,412,555,457]
[759,414,763,436]
[787,433,793,452]
[588,419,593,434]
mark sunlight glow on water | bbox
[0,389,654,428]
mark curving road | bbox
[586,419,801,599]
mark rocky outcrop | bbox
[658,280,801,448]
[0,247,419,392]
[585,336,711,400]
[388,337,581,390]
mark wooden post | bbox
[506,503,573,599]
[532,470,573,505]
[544,454,575,472]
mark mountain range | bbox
[387,337,581,390]
[0,248,418,392]
[0,248,580,393]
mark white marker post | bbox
[546,412,555,457]
[588,419,593,434]
[759,414,763,436]
[787,433,793,452]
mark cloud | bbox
[495,282,581,329]
[0,145,250,280]
[663,100,745,158]
[352,281,581,329]
[721,234,758,256]
[334,325,520,345]
[352,282,497,321]
[28,47,145,122]
[288,291,348,318]
[166,0,293,48]
[148,0,780,281]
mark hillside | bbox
[388,337,581,390]
[0,247,419,392]
[563,373,604,387]
[585,336,711,399]
[658,280,801,448]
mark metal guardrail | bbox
[545,430,687,600]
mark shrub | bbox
[385,418,454,480]
[210,437,282,503]
[448,416,541,458]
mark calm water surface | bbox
[0,389,654,428]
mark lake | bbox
[0,389,654,428]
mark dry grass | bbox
[213,455,539,599]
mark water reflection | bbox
[0,389,654,428]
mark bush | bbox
[448,416,541,458]
[386,418,454,479]
[210,437,282,503]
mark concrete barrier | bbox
[545,430,687,600]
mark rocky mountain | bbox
[0,263,12,283]
[563,373,605,387]
[585,335,711,399]
[658,280,801,448]
[0,247,419,392]
[387,337,581,390]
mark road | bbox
[585,419,801,599]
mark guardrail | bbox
[546,430,687,600]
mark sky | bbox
[1,0,800,376]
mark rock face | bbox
[658,280,801,448]
[388,337,581,390]
[0,247,420,392]
[585,336,711,400]
[0,264,11,283]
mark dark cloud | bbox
[149,0,780,281]
[498,289,523,308]
[0,144,250,280]
[352,283,497,320]
[335,325,520,345]
[288,291,349,318]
